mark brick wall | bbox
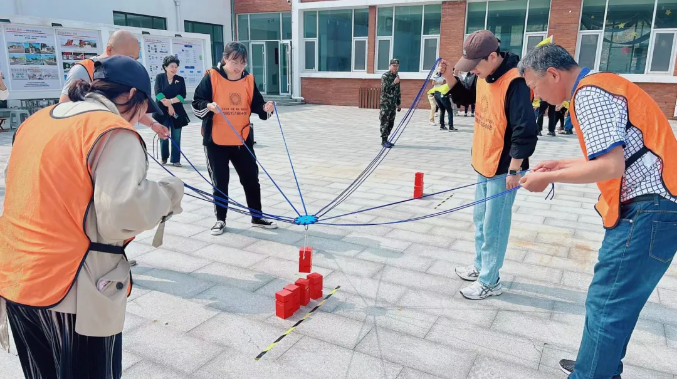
[639,83,677,118]
[302,78,434,109]
[233,0,290,17]
[439,0,466,63]
[548,0,582,55]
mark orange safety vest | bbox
[570,73,677,228]
[0,105,142,308]
[75,58,96,80]
[208,69,254,146]
[471,68,528,177]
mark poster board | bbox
[56,29,102,81]
[4,25,60,91]
[172,38,205,87]
[0,27,7,88]
[143,36,171,88]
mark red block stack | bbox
[299,247,313,273]
[283,284,301,312]
[414,172,424,198]
[307,272,323,300]
[295,278,310,306]
[275,289,295,319]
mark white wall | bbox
[2,0,231,43]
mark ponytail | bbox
[67,79,93,102]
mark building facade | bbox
[234,0,677,117]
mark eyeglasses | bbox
[227,60,247,68]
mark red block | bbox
[415,172,424,186]
[275,301,295,319]
[275,289,293,303]
[307,273,323,300]
[295,278,310,306]
[283,284,301,311]
[414,185,424,199]
[299,247,313,273]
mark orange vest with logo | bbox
[75,58,96,80]
[472,68,526,177]
[0,105,141,307]
[208,69,254,146]
[570,73,677,228]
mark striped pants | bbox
[6,302,122,379]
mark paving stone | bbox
[137,234,211,254]
[397,367,440,379]
[124,324,223,374]
[384,229,454,248]
[195,284,278,321]
[251,256,333,282]
[121,351,141,371]
[312,253,385,278]
[132,268,215,299]
[355,327,476,378]
[492,311,583,351]
[378,266,464,294]
[324,271,408,304]
[189,229,260,249]
[126,291,219,332]
[133,248,211,273]
[267,310,372,350]
[467,355,562,379]
[191,261,275,292]
[398,289,499,328]
[0,351,23,379]
[356,247,434,272]
[298,236,365,257]
[123,311,153,333]
[123,360,189,379]
[342,231,412,252]
[192,244,268,268]
[524,252,593,275]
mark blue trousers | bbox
[160,119,182,164]
[571,195,677,378]
[473,174,517,287]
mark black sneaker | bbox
[538,130,542,136]
[129,259,138,267]
[211,220,226,235]
[548,131,556,136]
[252,218,278,229]
[440,126,448,131]
[565,130,573,135]
[559,359,575,375]
[449,126,458,132]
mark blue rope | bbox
[314,59,440,218]
[213,105,302,217]
[272,101,308,216]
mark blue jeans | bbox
[473,174,517,287]
[160,119,182,164]
[571,195,677,379]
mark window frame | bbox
[522,32,547,57]
[113,11,167,31]
[375,7,395,73]
[352,9,369,72]
[303,11,319,71]
[575,30,603,71]
[647,29,677,73]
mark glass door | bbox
[251,42,266,94]
[280,41,291,95]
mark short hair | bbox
[162,55,180,70]
[223,42,248,63]
[518,44,578,76]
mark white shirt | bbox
[0,88,8,101]
[574,82,677,203]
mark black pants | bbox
[434,92,453,128]
[204,136,263,221]
[463,104,475,114]
[6,302,122,379]
[537,102,557,133]
[556,107,567,129]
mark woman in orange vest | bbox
[519,44,677,379]
[0,55,184,378]
[192,42,276,235]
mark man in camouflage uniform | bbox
[380,58,402,148]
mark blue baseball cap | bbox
[93,55,163,115]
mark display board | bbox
[4,26,60,90]
[143,36,171,88]
[172,38,205,87]
[57,29,102,80]
[0,27,7,86]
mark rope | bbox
[272,101,308,216]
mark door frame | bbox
[279,40,292,95]
[251,41,267,94]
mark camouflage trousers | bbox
[379,107,396,140]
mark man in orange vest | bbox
[59,30,169,141]
[518,44,677,378]
[439,30,539,300]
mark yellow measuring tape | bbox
[254,285,341,361]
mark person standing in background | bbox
[427,65,445,126]
[154,55,190,167]
[380,59,401,148]
[0,71,7,101]
[536,99,557,136]
[555,100,570,134]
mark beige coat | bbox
[0,93,184,350]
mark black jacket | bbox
[153,73,189,128]
[448,52,538,176]
[192,64,268,146]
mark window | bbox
[113,11,166,30]
[377,5,441,72]
[249,13,281,40]
[304,9,370,72]
[185,21,224,66]
[577,0,677,74]
[465,1,551,58]
[282,13,292,40]
[237,14,249,40]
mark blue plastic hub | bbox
[294,215,318,226]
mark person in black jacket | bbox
[154,55,190,166]
[192,42,276,235]
[440,30,538,300]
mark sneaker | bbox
[252,218,278,229]
[455,265,479,281]
[172,162,182,167]
[129,259,138,267]
[471,112,475,117]
[440,126,448,131]
[548,131,556,136]
[161,159,167,165]
[449,126,458,132]
[464,113,468,117]
[459,280,503,300]
[211,220,226,235]
[429,121,437,126]
[559,359,575,375]
[565,130,573,135]
[538,130,543,136]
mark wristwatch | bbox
[509,168,522,175]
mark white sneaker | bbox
[455,265,479,281]
[459,280,503,300]
[429,121,436,126]
[211,220,226,235]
